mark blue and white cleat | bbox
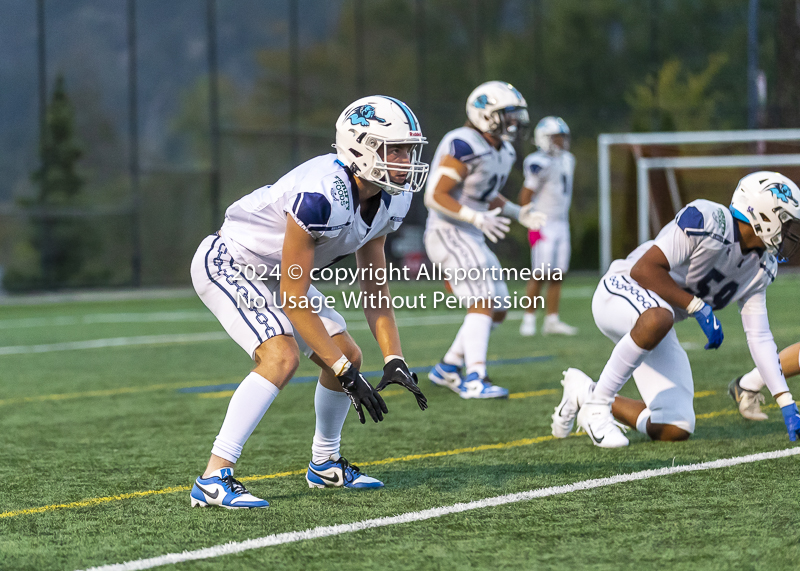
[459,372,509,399]
[190,467,269,509]
[428,362,463,394]
[306,455,384,489]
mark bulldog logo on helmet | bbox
[768,183,799,207]
[473,95,489,109]
[347,105,386,127]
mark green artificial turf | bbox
[1,275,799,570]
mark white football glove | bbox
[471,208,511,243]
[518,204,547,230]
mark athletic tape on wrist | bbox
[501,201,521,221]
[384,354,404,365]
[456,205,478,224]
[776,392,794,408]
[332,355,351,377]
[686,296,705,315]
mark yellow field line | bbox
[0,399,776,520]
[696,403,777,420]
[0,433,558,520]
[508,389,559,399]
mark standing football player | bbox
[551,172,800,447]
[188,96,429,508]
[518,116,578,337]
[729,341,800,420]
[424,81,546,399]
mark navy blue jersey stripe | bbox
[603,278,642,316]
[227,257,284,337]
[205,236,264,345]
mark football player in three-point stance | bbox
[551,172,800,447]
[519,116,578,337]
[424,81,546,399]
[188,96,429,508]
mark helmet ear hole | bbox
[760,212,771,222]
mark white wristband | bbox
[776,392,794,408]
[384,354,404,365]
[686,296,705,315]
[332,355,351,377]
[455,205,478,224]
[501,201,521,221]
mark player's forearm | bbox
[518,187,534,207]
[630,260,693,310]
[282,303,344,368]
[426,188,464,216]
[361,281,403,359]
[741,309,791,398]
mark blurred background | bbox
[2,0,800,292]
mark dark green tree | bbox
[5,75,96,290]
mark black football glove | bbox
[377,358,428,411]
[337,365,388,424]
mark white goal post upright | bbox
[598,129,800,271]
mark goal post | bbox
[598,129,800,271]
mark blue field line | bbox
[176,355,554,394]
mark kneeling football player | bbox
[188,96,428,508]
[551,171,800,447]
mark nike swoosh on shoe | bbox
[195,484,220,500]
[309,469,340,484]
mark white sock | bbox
[443,321,467,366]
[739,367,765,392]
[463,312,493,378]
[522,312,535,326]
[545,313,560,325]
[211,372,280,463]
[592,333,651,404]
[311,382,351,464]
[636,408,652,435]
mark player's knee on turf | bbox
[646,422,691,442]
[631,308,673,350]
[253,336,300,387]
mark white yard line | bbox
[0,332,230,356]
[0,312,216,329]
[80,447,800,571]
[0,288,196,306]
[0,312,531,355]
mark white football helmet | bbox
[534,116,570,154]
[730,171,800,262]
[465,81,529,143]
[335,95,428,195]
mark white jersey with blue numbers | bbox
[609,199,777,320]
[424,126,516,238]
[219,153,410,272]
[522,150,575,223]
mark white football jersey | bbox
[425,126,516,238]
[522,150,575,222]
[609,199,777,320]
[219,154,410,272]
